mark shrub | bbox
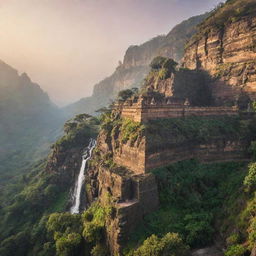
[149,57,178,81]
[120,119,145,144]
[133,233,188,256]
[91,243,108,256]
[55,233,81,256]
[226,233,240,247]
[47,213,82,235]
[225,244,246,256]
[150,57,168,70]
[248,217,256,248]
[184,213,214,246]
[244,163,256,192]
[118,89,135,101]
[82,202,111,244]
[83,222,103,243]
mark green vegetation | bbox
[120,118,145,145]
[118,88,139,101]
[0,114,99,256]
[125,139,256,255]
[145,57,178,86]
[150,56,178,73]
[55,116,99,150]
[188,0,256,46]
[145,58,213,107]
[100,109,145,147]
[124,160,248,254]
[0,62,66,192]
[47,213,83,256]
[146,116,247,149]
[46,202,111,256]
[225,244,246,256]
[132,233,189,256]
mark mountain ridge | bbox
[65,12,209,117]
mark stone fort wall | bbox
[120,104,238,122]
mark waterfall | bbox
[70,138,96,214]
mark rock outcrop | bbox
[183,0,256,104]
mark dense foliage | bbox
[45,202,110,256]
[124,160,248,254]
[100,110,145,147]
[117,88,138,101]
[132,233,189,256]
[0,115,99,256]
[145,57,178,84]
[146,116,251,150]
[0,62,65,196]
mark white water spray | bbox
[70,138,96,214]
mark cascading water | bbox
[70,138,96,214]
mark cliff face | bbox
[85,115,159,255]
[183,0,256,104]
[65,13,208,117]
[85,107,252,255]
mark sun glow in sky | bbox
[0,0,221,106]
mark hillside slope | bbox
[0,60,65,185]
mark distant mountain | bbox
[65,13,209,117]
[0,60,65,185]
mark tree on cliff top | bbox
[118,88,138,101]
[150,56,178,73]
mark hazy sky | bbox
[0,0,221,106]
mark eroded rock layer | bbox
[183,1,256,104]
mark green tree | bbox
[184,213,214,247]
[83,222,103,243]
[47,213,82,235]
[118,89,134,101]
[74,113,92,122]
[64,122,77,134]
[55,232,81,256]
[133,233,188,256]
[225,244,246,256]
[150,57,177,72]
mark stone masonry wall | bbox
[97,166,159,255]
[120,105,238,122]
[113,140,146,175]
[145,140,249,171]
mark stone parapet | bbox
[119,104,238,122]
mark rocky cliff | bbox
[85,104,253,255]
[65,13,208,117]
[183,0,256,105]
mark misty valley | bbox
[1,0,256,256]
